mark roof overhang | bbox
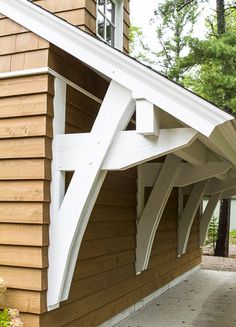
[0,0,235,138]
[1,0,236,312]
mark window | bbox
[97,0,123,49]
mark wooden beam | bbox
[220,187,236,199]
[174,140,207,166]
[175,162,231,187]
[136,99,159,135]
[136,154,181,274]
[178,180,209,256]
[200,193,221,246]
[102,128,197,170]
[56,128,197,171]
[138,162,231,188]
[47,80,135,309]
[206,177,236,194]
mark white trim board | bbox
[98,265,201,327]
[0,67,102,104]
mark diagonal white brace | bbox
[200,193,221,246]
[178,180,209,256]
[47,80,135,309]
[136,154,182,274]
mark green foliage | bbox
[151,0,202,82]
[182,5,236,113]
[182,30,236,112]
[129,25,154,65]
[0,309,11,327]
[205,216,219,251]
[229,229,236,244]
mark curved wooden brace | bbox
[199,193,221,246]
[178,180,209,256]
[136,154,181,274]
[47,80,135,309]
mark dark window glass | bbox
[97,0,116,45]
[106,21,115,46]
[106,0,115,23]
[97,12,105,39]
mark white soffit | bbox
[0,0,235,138]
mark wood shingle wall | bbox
[0,5,201,327]
[32,0,130,53]
[0,56,53,327]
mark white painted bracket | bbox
[136,154,182,274]
[136,161,230,222]
[138,162,231,189]
[136,99,159,135]
[199,193,221,246]
[175,140,208,166]
[56,128,198,171]
[178,180,209,256]
[206,177,236,195]
[47,80,135,309]
[221,187,236,199]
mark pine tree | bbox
[183,0,236,257]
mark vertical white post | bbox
[48,78,67,309]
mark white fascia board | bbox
[0,0,234,137]
[209,121,236,166]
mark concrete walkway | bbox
[115,270,236,327]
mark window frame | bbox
[96,0,123,50]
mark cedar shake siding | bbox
[0,4,202,327]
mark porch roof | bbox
[0,1,235,132]
[1,0,236,311]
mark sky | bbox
[129,0,216,51]
[130,0,158,48]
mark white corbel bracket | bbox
[137,161,231,220]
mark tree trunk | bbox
[214,198,231,257]
[214,0,230,257]
[216,0,226,35]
